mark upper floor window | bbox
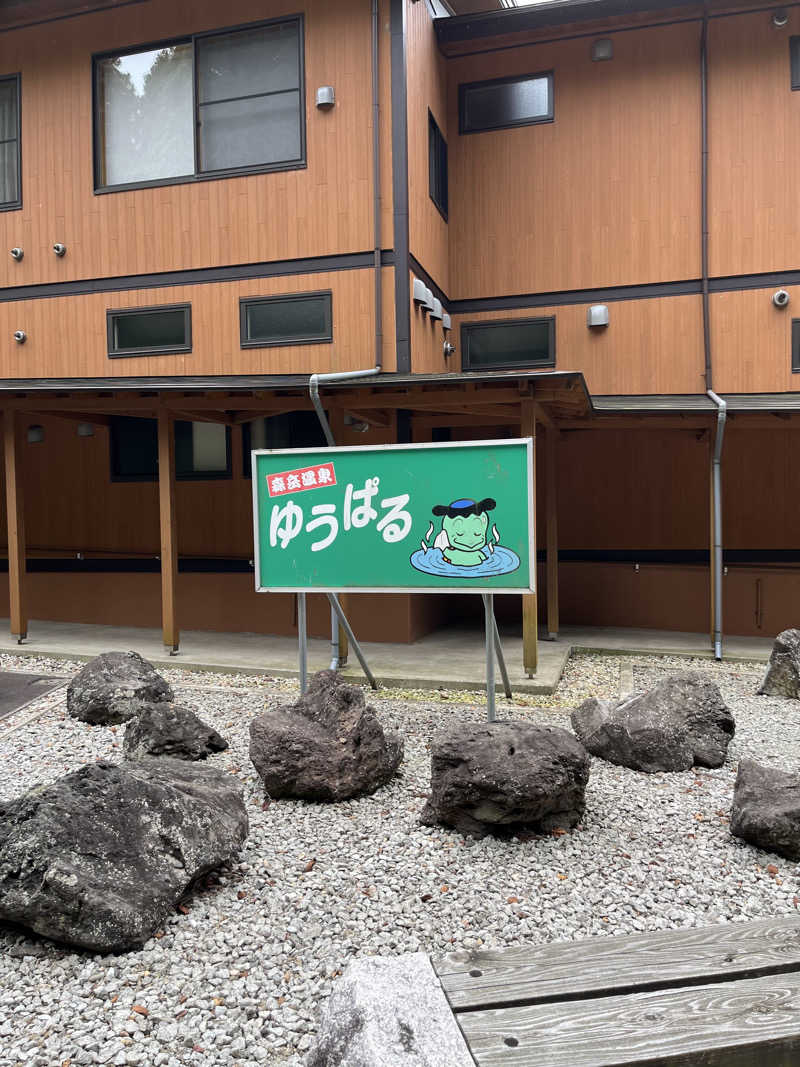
[461,317,555,371]
[459,72,553,134]
[791,37,800,89]
[107,304,191,358]
[94,16,305,191]
[0,75,21,210]
[428,111,448,220]
[792,319,800,371]
[240,292,332,348]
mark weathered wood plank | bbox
[433,918,800,1012]
[458,970,800,1067]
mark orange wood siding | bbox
[0,267,396,377]
[708,7,800,278]
[446,21,701,300]
[0,0,379,288]
[710,287,800,394]
[407,0,449,292]
[452,294,705,395]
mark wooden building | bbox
[0,0,797,667]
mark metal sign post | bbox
[484,593,496,722]
[297,592,308,694]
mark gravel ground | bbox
[1,649,799,1067]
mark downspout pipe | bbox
[310,0,384,666]
[707,389,726,661]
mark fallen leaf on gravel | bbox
[237,891,247,899]
[131,1005,148,1016]
[551,828,566,837]
[176,904,190,915]
[174,1010,187,1020]
[420,894,433,902]
[767,864,779,876]
[440,885,449,893]
[304,858,317,872]
[507,896,519,904]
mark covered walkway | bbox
[0,619,772,695]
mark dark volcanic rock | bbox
[730,759,800,860]
[0,759,248,952]
[249,670,403,801]
[67,651,173,725]
[419,721,590,839]
[571,672,734,773]
[123,702,228,762]
[758,629,800,699]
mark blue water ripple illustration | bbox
[409,545,520,579]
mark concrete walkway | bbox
[0,619,773,695]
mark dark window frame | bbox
[458,70,554,135]
[0,73,22,212]
[93,14,306,195]
[109,415,233,482]
[239,290,333,348]
[792,319,800,371]
[107,303,192,359]
[428,110,448,221]
[791,36,800,89]
[241,410,329,477]
[461,316,556,372]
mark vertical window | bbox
[242,412,328,475]
[792,319,800,371]
[0,75,21,209]
[791,37,800,89]
[109,417,231,480]
[428,111,448,221]
[459,72,553,134]
[94,17,304,190]
[461,318,555,371]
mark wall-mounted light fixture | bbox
[77,422,95,437]
[53,243,66,257]
[13,330,26,343]
[443,340,456,359]
[26,425,44,444]
[422,287,435,313]
[442,312,452,331]
[9,247,23,261]
[772,9,789,27]
[591,38,614,61]
[587,304,610,328]
[316,86,335,109]
[430,298,443,321]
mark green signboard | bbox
[252,439,534,593]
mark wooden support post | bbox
[521,395,538,676]
[157,409,179,653]
[709,434,715,650]
[546,425,559,640]
[3,411,26,642]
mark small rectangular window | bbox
[110,416,231,480]
[242,411,328,475]
[0,75,21,209]
[461,317,555,371]
[107,305,191,358]
[791,37,800,89]
[792,319,800,371]
[428,111,448,221]
[94,16,305,191]
[240,292,332,347]
[459,72,552,134]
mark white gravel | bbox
[1,650,799,1067]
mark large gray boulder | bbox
[419,722,590,839]
[67,650,173,725]
[758,629,800,699]
[123,702,228,762]
[730,759,800,860]
[571,672,734,773]
[249,670,403,801]
[307,953,473,1067]
[0,759,248,952]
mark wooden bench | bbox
[431,917,800,1065]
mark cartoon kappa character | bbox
[431,497,496,567]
